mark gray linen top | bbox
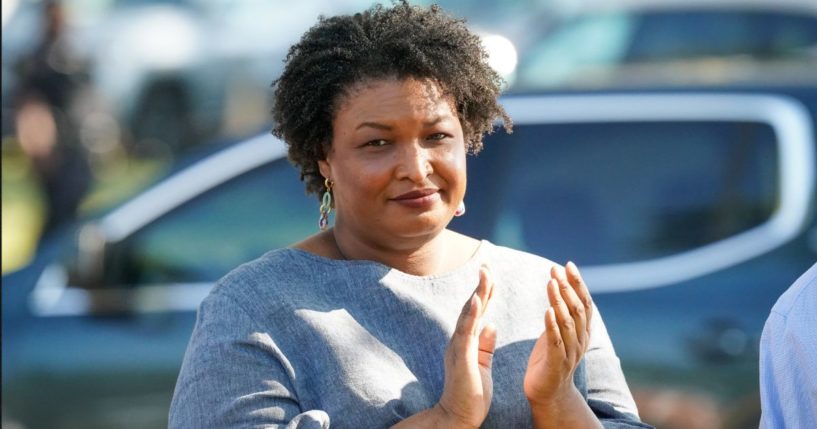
[169,240,650,428]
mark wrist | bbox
[528,386,583,418]
[526,384,577,409]
[527,387,602,429]
[432,403,479,429]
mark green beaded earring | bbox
[319,178,333,230]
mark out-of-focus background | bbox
[3,0,816,428]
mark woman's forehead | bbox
[335,77,457,121]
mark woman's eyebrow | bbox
[356,122,392,130]
[423,116,447,127]
[355,115,450,130]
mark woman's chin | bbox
[388,210,452,238]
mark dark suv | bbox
[3,86,816,428]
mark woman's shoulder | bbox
[476,241,566,292]
[481,240,559,271]
[206,247,329,308]
[220,247,305,281]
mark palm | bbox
[523,333,558,399]
[438,266,497,428]
[524,263,594,404]
[478,355,493,412]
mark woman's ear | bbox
[317,158,331,180]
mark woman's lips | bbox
[391,189,440,209]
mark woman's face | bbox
[319,77,467,246]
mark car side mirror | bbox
[74,222,107,289]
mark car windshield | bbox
[515,8,817,89]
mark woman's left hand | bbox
[523,261,594,406]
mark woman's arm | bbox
[169,291,328,429]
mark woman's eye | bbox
[427,133,448,141]
[365,139,388,147]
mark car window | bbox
[450,120,779,266]
[627,10,817,62]
[515,13,635,88]
[117,158,315,285]
[515,9,817,89]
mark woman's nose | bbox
[395,143,432,182]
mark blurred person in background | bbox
[169,2,652,428]
[13,0,90,237]
[759,262,817,428]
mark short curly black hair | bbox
[271,0,512,197]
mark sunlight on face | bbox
[319,77,467,245]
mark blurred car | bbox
[1,0,532,155]
[4,85,816,429]
[466,87,817,429]
[1,0,376,154]
[512,0,817,90]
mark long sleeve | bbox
[168,291,330,429]
[759,264,817,429]
[585,304,653,428]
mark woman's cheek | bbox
[363,155,395,179]
[352,159,394,193]
[440,145,467,175]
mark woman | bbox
[169,2,651,428]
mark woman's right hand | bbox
[435,265,497,429]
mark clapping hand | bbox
[524,262,594,409]
[392,265,496,429]
[436,265,497,429]
[398,262,598,429]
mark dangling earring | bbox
[319,178,333,230]
[454,200,466,217]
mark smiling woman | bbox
[318,78,469,272]
[168,2,652,428]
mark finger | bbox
[477,265,495,317]
[555,266,588,352]
[477,323,497,370]
[545,307,566,360]
[566,261,593,337]
[455,293,481,338]
[547,276,578,362]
